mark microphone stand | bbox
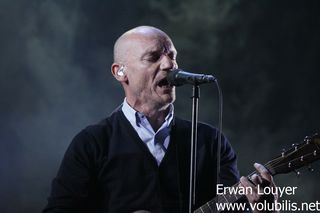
[188,80,222,213]
[168,70,221,213]
[188,85,200,213]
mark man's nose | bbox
[160,55,177,71]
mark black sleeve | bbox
[42,129,101,213]
[215,131,240,186]
[218,133,252,213]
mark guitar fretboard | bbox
[193,134,320,212]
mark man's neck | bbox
[143,107,169,131]
[126,99,170,131]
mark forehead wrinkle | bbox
[141,38,177,59]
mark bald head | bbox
[113,26,171,63]
[110,26,178,117]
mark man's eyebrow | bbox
[146,50,160,55]
[141,49,161,58]
[140,47,177,59]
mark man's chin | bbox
[154,88,175,105]
[161,94,175,106]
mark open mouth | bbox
[157,77,171,88]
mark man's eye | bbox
[145,54,161,62]
[168,53,177,60]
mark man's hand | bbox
[240,163,279,213]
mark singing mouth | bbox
[157,77,171,88]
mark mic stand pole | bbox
[188,84,200,213]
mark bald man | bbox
[43,26,277,213]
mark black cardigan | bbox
[43,109,239,213]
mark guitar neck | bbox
[194,133,320,212]
[195,166,272,213]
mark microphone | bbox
[167,69,216,86]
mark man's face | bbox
[124,33,178,109]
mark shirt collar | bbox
[121,98,174,128]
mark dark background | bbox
[0,0,319,212]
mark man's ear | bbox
[111,63,127,82]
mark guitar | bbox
[194,133,320,213]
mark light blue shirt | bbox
[121,99,174,165]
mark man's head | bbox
[111,26,178,112]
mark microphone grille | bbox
[167,69,182,86]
